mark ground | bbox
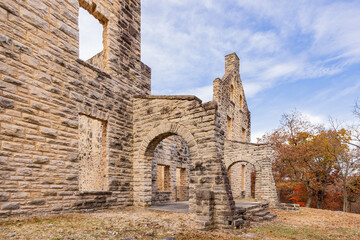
[0,207,359,240]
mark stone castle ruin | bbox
[0,0,278,229]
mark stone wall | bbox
[86,50,104,71]
[0,0,150,217]
[132,96,239,229]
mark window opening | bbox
[79,115,107,191]
[242,127,246,141]
[157,164,170,191]
[241,165,245,191]
[240,94,243,110]
[78,7,105,69]
[230,85,234,102]
[227,116,232,140]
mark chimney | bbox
[225,52,239,74]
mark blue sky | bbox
[79,0,360,142]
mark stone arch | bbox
[133,121,200,207]
[226,160,262,199]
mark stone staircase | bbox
[235,201,277,223]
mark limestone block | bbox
[1,202,20,210]
[2,141,22,152]
[1,123,25,138]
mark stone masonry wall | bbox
[133,96,239,229]
[86,50,104,71]
[0,0,150,217]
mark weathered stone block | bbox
[0,193,10,202]
[2,142,22,152]
[0,96,15,109]
[33,156,50,164]
[1,123,25,138]
[28,199,46,205]
[1,202,20,210]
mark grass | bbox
[0,207,359,239]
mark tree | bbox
[261,110,357,209]
[261,110,331,207]
[312,128,357,211]
[354,99,360,120]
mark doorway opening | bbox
[151,135,190,204]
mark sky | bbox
[79,0,360,142]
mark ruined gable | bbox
[213,53,251,142]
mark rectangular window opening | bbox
[242,127,246,142]
[241,165,245,191]
[78,7,107,70]
[240,95,243,110]
[79,115,107,191]
[227,116,232,140]
[157,164,170,191]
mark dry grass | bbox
[0,207,359,239]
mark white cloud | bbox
[160,85,214,103]
[302,111,327,125]
[141,0,360,100]
[251,130,266,143]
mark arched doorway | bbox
[228,161,259,200]
[151,135,190,204]
[133,122,200,210]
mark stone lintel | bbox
[76,191,113,196]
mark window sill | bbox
[76,58,111,79]
[76,191,112,196]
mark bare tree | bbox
[354,99,360,120]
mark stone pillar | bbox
[225,52,239,74]
[196,190,215,230]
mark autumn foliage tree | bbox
[260,110,359,211]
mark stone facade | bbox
[0,0,278,229]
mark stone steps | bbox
[235,201,277,223]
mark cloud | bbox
[172,85,214,103]
[302,112,327,125]
[251,130,266,143]
[141,0,360,100]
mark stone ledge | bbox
[76,191,113,196]
[202,101,217,111]
[133,95,202,103]
[75,59,111,79]
[225,140,272,146]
